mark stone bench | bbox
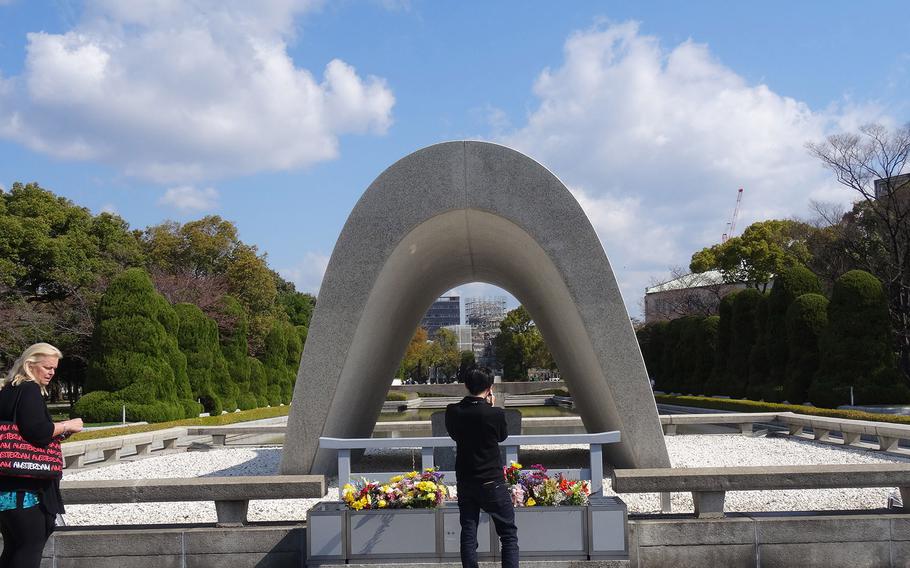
[60,475,326,526]
[186,425,287,445]
[62,430,183,468]
[613,463,910,518]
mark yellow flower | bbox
[406,471,418,479]
[380,485,391,494]
[526,498,536,506]
[342,483,355,494]
[390,475,404,483]
[510,462,522,469]
[416,481,437,492]
[351,498,365,510]
[378,499,387,508]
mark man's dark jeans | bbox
[456,479,519,568]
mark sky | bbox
[1,0,908,320]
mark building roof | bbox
[645,270,726,294]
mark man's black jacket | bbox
[444,395,508,484]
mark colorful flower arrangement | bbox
[503,462,590,507]
[341,468,449,510]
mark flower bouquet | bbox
[503,462,590,507]
[341,467,449,510]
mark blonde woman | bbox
[0,343,83,568]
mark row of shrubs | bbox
[638,267,909,408]
[65,405,291,443]
[73,268,304,422]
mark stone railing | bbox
[185,425,286,445]
[612,463,910,518]
[63,428,184,468]
[60,475,325,526]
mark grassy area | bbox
[656,394,910,426]
[64,405,291,443]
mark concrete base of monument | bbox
[29,511,910,568]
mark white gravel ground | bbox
[61,434,910,525]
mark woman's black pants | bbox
[0,502,54,568]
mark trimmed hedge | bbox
[386,391,416,401]
[64,405,291,443]
[783,293,828,404]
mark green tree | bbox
[636,321,667,383]
[691,220,814,292]
[260,321,302,404]
[494,306,555,381]
[727,289,764,397]
[694,316,720,393]
[175,303,228,415]
[0,183,143,389]
[809,270,910,407]
[456,350,476,382]
[428,328,460,380]
[808,123,910,379]
[397,327,430,382]
[746,295,772,400]
[76,268,199,422]
[703,293,736,396]
[766,265,822,385]
[783,293,829,404]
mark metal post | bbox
[338,449,351,488]
[589,443,603,496]
[506,444,518,466]
[421,446,434,470]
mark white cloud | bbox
[280,251,330,295]
[501,21,883,315]
[0,0,394,182]
[158,185,218,212]
[99,203,118,214]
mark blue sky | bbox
[1,1,908,319]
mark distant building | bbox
[874,173,910,199]
[443,324,474,352]
[644,270,747,324]
[466,296,506,368]
[421,295,461,337]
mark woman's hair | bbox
[2,342,63,395]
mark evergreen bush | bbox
[728,288,763,397]
[746,295,772,400]
[767,266,821,385]
[783,293,828,404]
[693,316,719,394]
[248,357,269,407]
[703,293,736,396]
[809,270,910,407]
[174,303,226,415]
[80,268,196,422]
[215,296,252,407]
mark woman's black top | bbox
[0,381,64,515]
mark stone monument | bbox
[281,141,671,475]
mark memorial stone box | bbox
[306,496,627,564]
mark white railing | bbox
[319,430,620,496]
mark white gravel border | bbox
[60,434,910,525]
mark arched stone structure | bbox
[281,141,670,475]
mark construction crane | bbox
[721,188,744,243]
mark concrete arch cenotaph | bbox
[280,141,671,475]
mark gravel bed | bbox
[61,435,910,525]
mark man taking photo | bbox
[445,368,519,568]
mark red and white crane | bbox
[721,188,744,243]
